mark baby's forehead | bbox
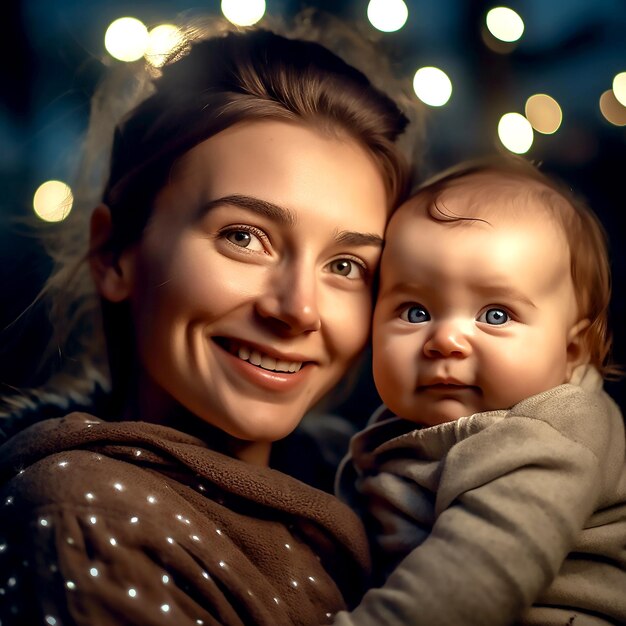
[383,171,577,276]
[381,172,576,291]
[399,171,566,223]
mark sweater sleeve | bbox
[333,382,623,626]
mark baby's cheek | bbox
[372,334,408,403]
[482,348,568,410]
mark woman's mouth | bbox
[213,338,304,373]
[235,345,303,373]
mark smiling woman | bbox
[0,17,412,626]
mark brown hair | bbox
[410,154,620,379]
[3,17,416,417]
[103,27,412,254]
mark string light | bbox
[412,67,452,107]
[33,181,73,223]
[145,24,184,68]
[104,17,149,62]
[612,72,626,107]
[599,89,626,126]
[498,113,534,154]
[367,0,408,33]
[525,94,563,134]
[486,7,524,43]
[221,0,266,26]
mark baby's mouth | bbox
[419,383,480,393]
[214,338,303,373]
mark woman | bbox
[0,18,412,626]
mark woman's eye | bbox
[328,258,365,280]
[224,228,265,252]
[477,307,509,325]
[400,305,430,324]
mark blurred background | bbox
[1,0,624,418]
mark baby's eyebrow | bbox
[378,281,425,298]
[197,194,296,226]
[474,284,537,308]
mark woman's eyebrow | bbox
[197,194,296,226]
[198,195,383,247]
[334,231,384,247]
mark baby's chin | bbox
[394,397,486,427]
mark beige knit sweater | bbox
[334,367,626,626]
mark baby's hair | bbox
[409,154,620,379]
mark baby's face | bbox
[373,178,583,426]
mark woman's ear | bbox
[565,318,591,380]
[89,204,135,303]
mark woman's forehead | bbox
[151,119,389,234]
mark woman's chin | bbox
[196,401,305,445]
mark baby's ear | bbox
[565,318,591,380]
[89,204,136,303]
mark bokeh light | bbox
[498,113,534,154]
[145,24,184,67]
[33,181,73,223]
[221,0,266,26]
[412,67,452,107]
[104,17,149,62]
[486,7,524,43]
[599,89,626,126]
[612,72,626,107]
[367,0,409,33]
[525,94,563,134]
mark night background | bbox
[0,0,624,419]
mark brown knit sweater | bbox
[0,413,371,625]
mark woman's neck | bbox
[124,377,272,466]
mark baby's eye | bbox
[477,307,509,325]
[223,228,265,252]
[400,305,430,324]
[328,258,366,280]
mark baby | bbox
[335,157,626,626]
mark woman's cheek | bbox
[167,240,265,309]
[334,290,374,357]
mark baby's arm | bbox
[333,381,623,626]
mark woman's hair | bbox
[103,27,411,253]
[2,13,418,418]
[412,155,621,379]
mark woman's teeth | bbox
[237,346,302,373]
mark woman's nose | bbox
[423,321,472,358]
[255,265,321,335]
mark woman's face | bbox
[119,120,388,450]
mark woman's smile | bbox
[213,338,313,393]
[210,335,314,393]
[214,337,307,372]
